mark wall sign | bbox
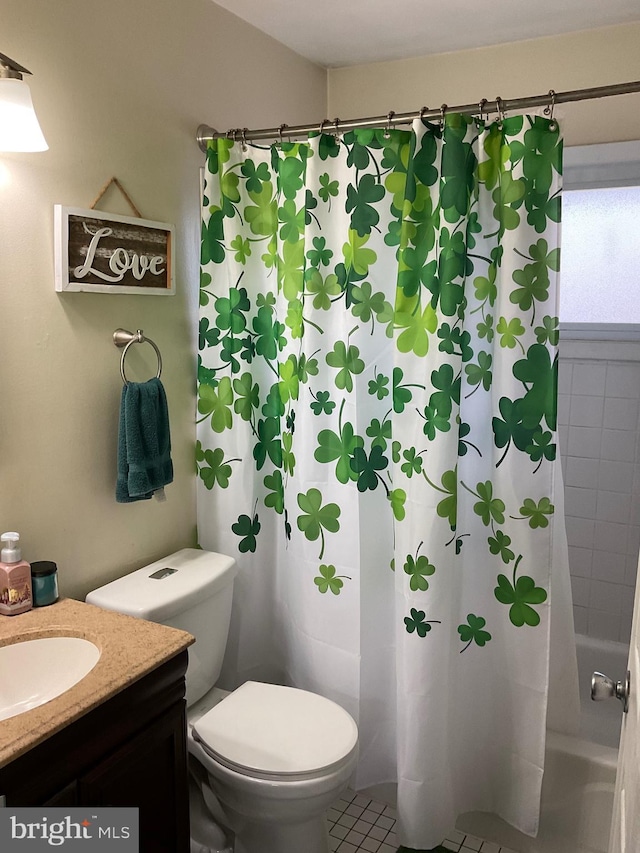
[54,206,175,295]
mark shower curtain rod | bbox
[196,79,640,150]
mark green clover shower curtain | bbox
[197,113,578,847]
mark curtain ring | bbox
[318,118,328,136]
[333,117,341,139]
[478,98,487,124]
[240,128,249,152]
[495,96,506,125]
[225,128,235,140]
[384,110,395,138]
[418,105,429,123]
[439,103,447,130]
[544,89,557,129]
[278,123,289,148]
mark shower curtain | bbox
[197,112,578,848]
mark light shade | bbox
[0,77,48,152]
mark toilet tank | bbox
[86,548,236,707]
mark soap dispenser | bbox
[0,532,32,615]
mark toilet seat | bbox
[192,681,358,781]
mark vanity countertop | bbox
[0,597,194,768]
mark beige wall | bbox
[0,0,325,600]
[329,23,640,146]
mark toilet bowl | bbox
[188,680,358,853]
[86,549,359,853]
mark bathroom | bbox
[1,0,640,851]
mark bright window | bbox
[559,186,640,323]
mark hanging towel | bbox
[116,377,173,503]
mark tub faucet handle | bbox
[591,670,630,713]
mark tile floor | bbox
[327,789,519,853]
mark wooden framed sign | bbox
[54,206,175,295]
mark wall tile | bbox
[557,394,571,427]
[571,576,592,608]
[603,397,639,431]
[605,363,640,399]
[587,609,622,642]
[596,490,631,524]
[560,354,640,644]
[569,394,604,427]
[621,586,636,617]
[589,579,623,614]
[565,456,600,489]
[565,486,598,519]
[598,460,634,494]
[619,613,633,644]
[565,516,595,549]
[591,550,627,585]
[594,520,629,554]
[568,546,593,578]
[568,426,602,458]
[559,427,569,458]
[572,605,588,635]
[558,362,573,396]
[572,362,607,396]
[601,428,637,462]
[625,554,639,587]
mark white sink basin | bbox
[0,636,101,721]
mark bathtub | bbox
[456,632,628,853]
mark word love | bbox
[74,226,165,283]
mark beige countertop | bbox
[0,597,194,768]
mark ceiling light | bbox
[0,51,48,152]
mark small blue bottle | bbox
[30,561,59,607]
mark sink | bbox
[0,636,101,721]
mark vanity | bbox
[0,598,194,852]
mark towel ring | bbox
[113,328,162,385]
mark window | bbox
[559,185,640,324]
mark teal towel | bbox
[116,377,173,503]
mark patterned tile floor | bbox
[327,790,519,853]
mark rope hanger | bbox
[90,177,143,219]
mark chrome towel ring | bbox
[113,328,162,385]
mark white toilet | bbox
[86,548,359,853]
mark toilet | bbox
[86,548,359,853]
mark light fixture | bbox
[0,51,48,152]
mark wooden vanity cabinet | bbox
[0,650,190,853]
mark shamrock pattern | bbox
[198,113,561,664]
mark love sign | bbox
[54,206,175,295]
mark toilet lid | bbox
[192,681,358,777]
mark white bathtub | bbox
[457,633,628,853]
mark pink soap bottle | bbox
[0,532,32,615]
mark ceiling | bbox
[212,0,640,67]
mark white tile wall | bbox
[571,362,606,396]
[559,355,640,644]
[569,395,604,427]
